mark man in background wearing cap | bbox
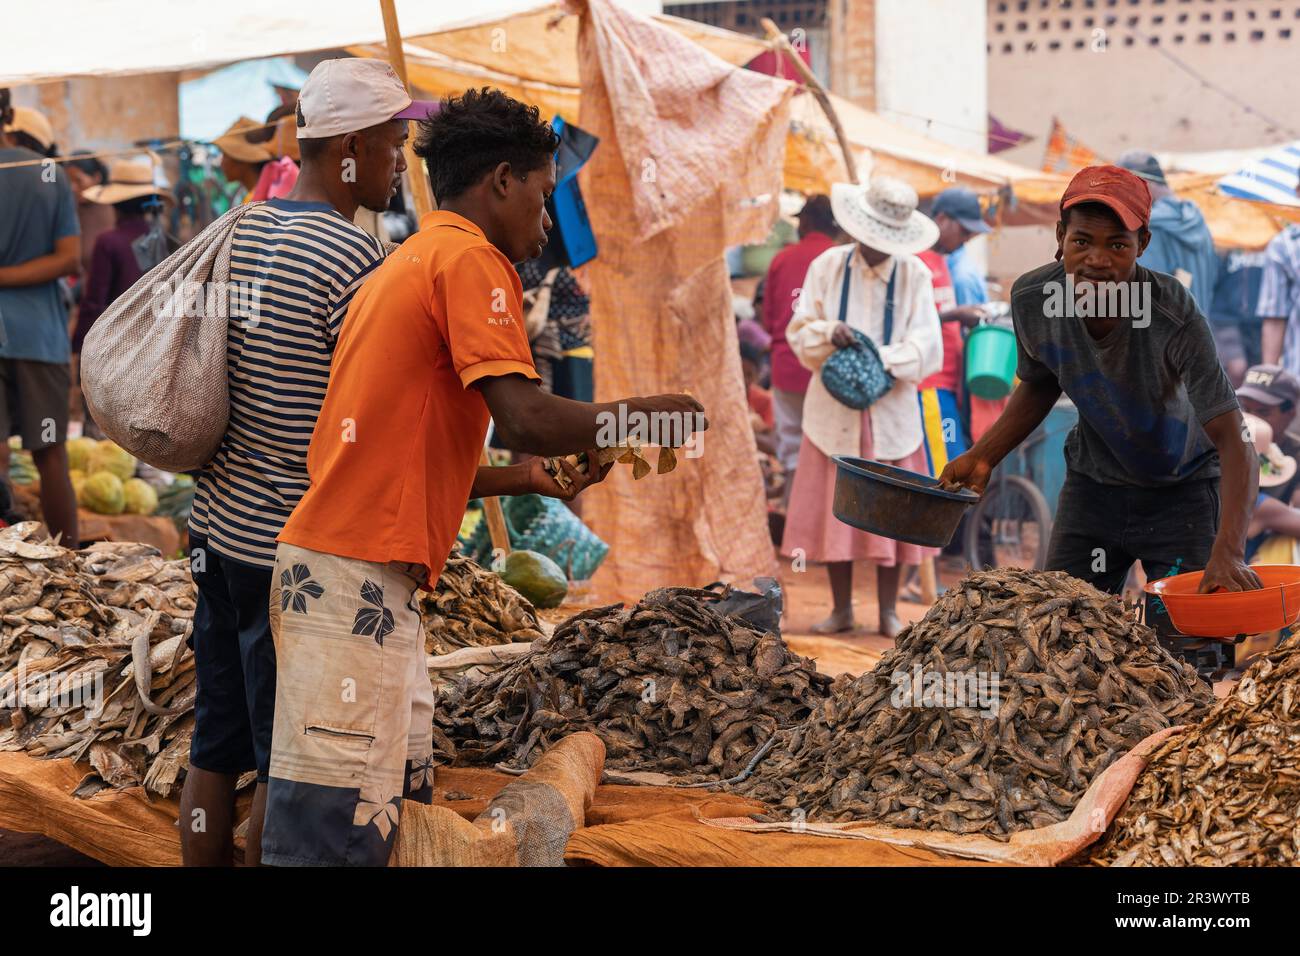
[942,164,1261,630]
[1236,363,1300,505]
[0,91,80,545]
[931,187,992,310]
[1118,150,1218,315]
[178,57,439,867]
[761,194,839,496]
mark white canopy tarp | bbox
[0,0,548,86]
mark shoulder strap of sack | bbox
[837,249,853,324]
[882,258,898,346]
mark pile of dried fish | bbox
[738,569,1212,839]
[422,554,545,656]
[432,586,831,779]
[0,523,197,798]
[1092,638,1300,866]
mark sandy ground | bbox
[778,555,965,656]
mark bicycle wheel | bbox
[963,475,1052,571]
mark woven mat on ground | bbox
[1,748,998,867]
[701,726,1182,866]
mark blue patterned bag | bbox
[820,249,896,410]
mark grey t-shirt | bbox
[0,146,80,363]
[1011,261,1238,487]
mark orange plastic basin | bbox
[1144,565,1300,638]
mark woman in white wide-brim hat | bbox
[781,177,944,637]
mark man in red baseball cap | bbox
[942,164,1261,646]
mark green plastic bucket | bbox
[965,324,1017,399]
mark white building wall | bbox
[874,0,991,282]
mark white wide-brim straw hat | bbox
[831,177,939,257]
[83,158,173,205]
[1243,413,1298,488]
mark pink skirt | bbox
[780,410,939,567]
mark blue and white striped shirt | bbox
[189,199,385,567]
[1259,225,1300,379]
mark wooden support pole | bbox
[761,17,942,603]
[378,0,511,557]
[760,17,859,185]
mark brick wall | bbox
[829,0,877,108]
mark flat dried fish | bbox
[421,554,545,656]
[541,440,679,492]
[0,525,199,797]
[1092,637,1300,866]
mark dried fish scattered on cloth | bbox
[0,523,197,798]
[737,568,1212,840]
[421,554,546,656]
[1092,637,1300,866]
[432,585,832,780]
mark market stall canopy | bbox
[1158,145,1288,177]
[1218,141,1300,209]
[1006,170,1300,250]
[353,4,1049,196]
[364,5,1299,247]
[178,57,308,142]
[0,0,545,86]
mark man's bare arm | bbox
[475,374,706,458]
[0,235,80,287]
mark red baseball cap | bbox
[1060,164,1152,231]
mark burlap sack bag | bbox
[80,203,262,472]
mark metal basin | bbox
[831,457,979,548]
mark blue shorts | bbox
[188,535,276,782]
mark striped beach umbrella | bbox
[1218,141,1300,208]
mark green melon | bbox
[498,550,568,609]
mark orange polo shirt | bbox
[278,210,539,587]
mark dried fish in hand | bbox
[541,439,679,493]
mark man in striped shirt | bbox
[1259,224,1300,380]
[180,59,437,866]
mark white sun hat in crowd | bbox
[1243,413,1298,489]
[83,158,173,205]
[830,177,939,257]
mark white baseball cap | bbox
[295,58,436,140]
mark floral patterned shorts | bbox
[260,542,435,867]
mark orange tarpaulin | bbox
[558,0,785,599]
[356,8,1300,249]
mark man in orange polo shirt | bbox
[260,88,705,866]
